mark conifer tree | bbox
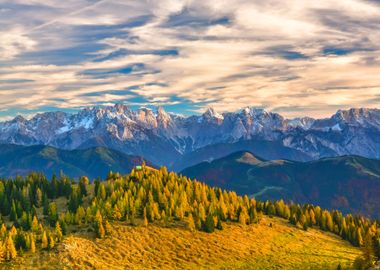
[10,202,17,222]
[5,235,17,260]
[143,207,148,227]
[0,241,4,262]
[203,213,215,233]
[94,211,105,238]
[216,218,223,230]
[0,196,10,216]
[41,231,48,249]
[31,216,39,233]
[356,228,364,247]
[97,222,105,239]
[187,214,196,232]
[0,224,6,239]
[43,194,49,216]
[238,207,248,225]
[104,220,111,235]
[48,202,58,226]
[326,212,334,232]
[30,235,36,253]
[35,188,43,207]
[55,222,63,242]
[49,235,55,250]
[363,232,376,264]
[309,209,316,226]
[79,176,89,197]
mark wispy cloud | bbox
[0,0,379,119]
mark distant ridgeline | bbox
[0,166,378,266]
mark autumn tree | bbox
[4,235,17,260]
[187,214,196,232]
[41,231,48,249]
[55,222,63,242]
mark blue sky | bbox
[0,0,380,120]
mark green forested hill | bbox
[181,151,380,218]
[0,144,149,179]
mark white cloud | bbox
[0,28,37,59]
[0,0,380,118]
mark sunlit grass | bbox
[4,216,361,270]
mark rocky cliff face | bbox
[0,104,379,169]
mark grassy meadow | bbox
[2,216,361,270]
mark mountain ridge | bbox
[181,151,380,218]
[0,144,150,179]
[1,104,380,170]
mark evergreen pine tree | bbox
[10,202,17,222]
[203,213,215,233]
[43,194,49,216]
[216,218,223,230]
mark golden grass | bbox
[3,216,361,270]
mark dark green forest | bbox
[0,165,379,268]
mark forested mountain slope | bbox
[181,151,380,218]
[0,144,149,179]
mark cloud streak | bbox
[0,0,379,119]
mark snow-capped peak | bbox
[286,117,315,130]
[0,105,379,164]
[203,107,224,120]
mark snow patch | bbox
[331,123,342,131]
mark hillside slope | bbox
[3,217,361,270]
[172,139,311,171]
[0,144,150,179]
[181,151,380,218]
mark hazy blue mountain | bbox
[0,144,149,179]
[181,151,380,218]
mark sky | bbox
[0,0,380,120]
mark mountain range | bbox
[181,151,380,218]
[0,144,147,179]
[0,104,379,170]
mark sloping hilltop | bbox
[0,166,375,269]
[3,217,361,270]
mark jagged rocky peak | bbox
[331,108,380,128]
[156,106,168,117]
[0,104,379,162]
[334,108,377,120]
[156,106,172,128]
[202,107,224,121]
[114,103,129,114]
[241,107,267,117]
[134,107,157,127]
[286,117,315,130]
[11,115,27,123]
